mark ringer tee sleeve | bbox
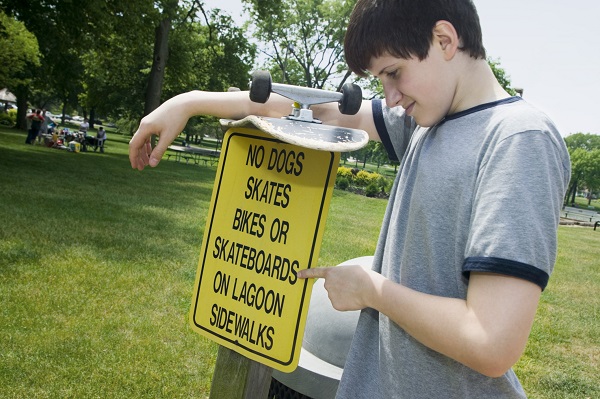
[372,99,415,162]
[463,130,570,290]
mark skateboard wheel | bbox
[338,83,362,115]
[250,70,272,103]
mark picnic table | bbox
[561,206,600,223]
[167,145,220,166]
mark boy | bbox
[129,0,570,397]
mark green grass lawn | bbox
[571,196,600,212]
[1,127,598,398]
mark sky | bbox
[202,0,600,137]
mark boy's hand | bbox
[129,94,192,170]
[298,265,384,312]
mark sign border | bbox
[191,129,337,367]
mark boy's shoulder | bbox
[443,97,568,163]
[491,98,561,139]
[451,97,558,136]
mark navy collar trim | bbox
[442,96,522,123]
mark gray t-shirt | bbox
[336,97,571,399]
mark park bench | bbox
[561,206,600,222]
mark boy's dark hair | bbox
[344,0,487,76]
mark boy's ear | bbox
[432,20,459,60]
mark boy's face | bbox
[368,43,456,127]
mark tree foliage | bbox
[244,0,354,89]
[166,8,256,96]
[164,6,256,138]
[0,11,40,89]
[1,0,532,146]
[488,58,518,96]
[564,133,600,204]
[564,132,600,152]
[1,0,255,131]
[1,0,110,125]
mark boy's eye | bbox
[386,70,399,79]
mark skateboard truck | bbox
[249,70,362,124]
[222,70,368,152]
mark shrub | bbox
[365,183,380,197]
[354,170,382,187]
[337,166,354,180]
[0,109,16,126]
[376,174,392,194]
[337,165,392,197]
[336,176,350,190]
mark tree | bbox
[2,0,256,134]
[144,0,179,118]
[164,6,256,97]
[245,0,354,89]
[584,150,600,204]
[488,58,518,96]
[151,3,256,140]
[1,0,104,127]
[563,132,600,152]
[0,11,40,91]
[79,1,159,128]
[564,133,600,205]
[2,0,170,128]
[0,11,40,127]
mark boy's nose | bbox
[384,85,403,108]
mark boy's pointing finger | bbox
[297,267,329,279]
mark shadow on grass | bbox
[1,128,220,397]
[0,128,216,270]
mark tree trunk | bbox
[89,108,96,129]
[569,180,578,205]
[61,102,68,125]
[14,86,29,130]
[144,18,171,118]
[143,16,171,145]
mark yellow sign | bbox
[190,127,340,372]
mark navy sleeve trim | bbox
[372,99,399,162]
[462,256,549,291]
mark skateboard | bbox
[220,71,369,152]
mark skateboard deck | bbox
[220,116,369,152]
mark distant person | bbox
[79,118,89,135]
[94,126,107,153]
[38,109,50,143]
[25,109,44,145]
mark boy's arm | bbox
[312,99,379,141]
[298,267,541,378]
[129,90,378,170]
